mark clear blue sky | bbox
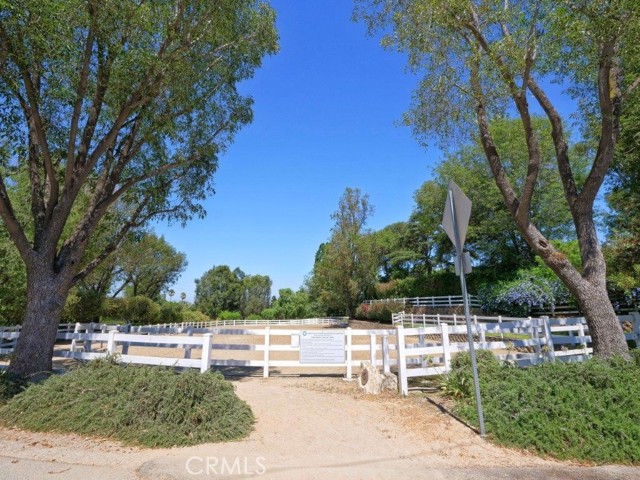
[155,1,438,301]
[156,1,583,301]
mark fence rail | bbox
[3,313,638,398]
[362,295,481,309]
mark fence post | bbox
[474,315,485,345]
[71,322,81,352]
[369,333,376,366]
[382,335,390,374]
[345,327,353,380]
[263,327,271,378]
[184,328,193,359]
[121,326,130,355]
[498,315,504,340]
[531,317,542,362]
[453,313,457,326]
[441,323,451,373]
[633,312,640,346]
[201,333,212,373]
[107,330,117,355]
[85,323,94,353]
[437,313,441,327]
[541,316,556,363]
[396,325,408,396]
[578,322,588,355]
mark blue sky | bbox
[155,1,438,300]
[155,1,585,302]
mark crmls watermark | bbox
[186,456,267,476]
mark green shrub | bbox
[182,309,210,323]
[443,351,640,464]
[0,371,25,404]
[0,360,254,447]
[246,314,262,320]
[259,308,277,320]
[218,310,242,321]
[157,302,183,324]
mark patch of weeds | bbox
[0,359,253,447]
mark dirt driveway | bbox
[0,375,638,480]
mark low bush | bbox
[0,371,25,404]
[0,360,254,447]
[182,309,211,323]
[218,310,242,321]
[442,350,640,464]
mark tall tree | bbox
[194,266,245,318]
[355,0,640,357]
[112,233,187,300]
[426,117,588,271]
[0,0,277,375]
[240,274,272,317]
[311,188,378,317]
[605,52,640,295]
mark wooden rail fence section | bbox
[362,295,481,309]
[2,313,638,397]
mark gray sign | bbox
[442,180,471,250]
[299,331,345,364]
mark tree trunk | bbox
[7,270,69,378]
[532,229,629,358]
[574,281,629,358]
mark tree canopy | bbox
[355,0,640,357]
[0,0,278,376]
[310,188,378,317]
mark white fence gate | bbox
[2,313,638,397]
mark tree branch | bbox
[469,54,521,220]
[579,40,620,209]
[527,77,578,207]
[0,173,32,263]
[67,3,97,170]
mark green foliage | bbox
[114,233,188,301]
[444,352,640,464]
[309,188,378,317]
[262,288,323,320]
[218,310,242,321]
[0,371,26,404]
[181,309,211,323]
[441,350,502,399]
[121,296,161,325]
[157,302,184,324]
[0,0,278,375]
[0,231,26,325]
[240,274,272,318]
[478,274,565,316]
[195,266,246,318]
[606,67,640,296]
[62,289,106,323]
[102,296,209,325]
[0,361,254,447]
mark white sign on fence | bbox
[299,331,345,364]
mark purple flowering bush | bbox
[479,275,568,316]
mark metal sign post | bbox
[442,180,486,438]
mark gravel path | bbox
[1,375,638,479]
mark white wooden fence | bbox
[3,313,638,397]
[363,295,481,309]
